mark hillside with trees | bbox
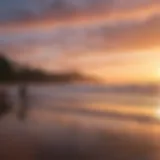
[0,54,98,84]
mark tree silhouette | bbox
[0,54,14,82]
[0,53,96,83]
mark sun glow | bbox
[157,67,160,79]
[155,107,160,119]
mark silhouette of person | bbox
[0,87,11,117]
[20,85,27,100]
[18,84,29,120]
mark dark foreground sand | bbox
[0,111,160,160]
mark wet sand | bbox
[0,110,160,160]
[0,85,160,160]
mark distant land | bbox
[0,54,100,84]
[0,54,159,95]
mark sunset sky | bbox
[0,0,160,84]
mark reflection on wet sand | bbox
[1,109,160,160]
[17,85,29,121]
[0,85,29,121]
[0,85,160,160]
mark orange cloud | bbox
[105,17,160,52]
[63,16,160,58]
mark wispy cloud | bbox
[0,0,159,33]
